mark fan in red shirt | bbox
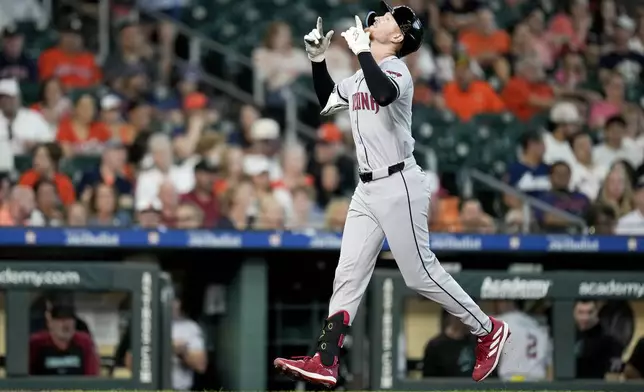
[29,303,100,376]
[180,159,221,227]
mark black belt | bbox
[359,162,405,183]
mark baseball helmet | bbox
[365,1,424,57]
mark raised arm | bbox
[305,17,336,106]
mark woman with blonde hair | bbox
[597,161,634,218]
[324,197,350,232]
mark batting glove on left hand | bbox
[341,15,371,56]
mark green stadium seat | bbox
[14,155,32,174]
[60,156,101,180]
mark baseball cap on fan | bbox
[243,154,271,176]
[250,118,280,142]
[0,79,19,97]
[549,102,580,124]
[100,94,122,111]
[317,122,343,144]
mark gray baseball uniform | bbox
[327,56,492,336]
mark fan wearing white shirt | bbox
[593,115,643,170]
[615,175,644,235]
[543,102,580,166]
[0,78,52,172]
[569,132,609,200]
[135,133,195,207]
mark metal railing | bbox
[468,169,589,234]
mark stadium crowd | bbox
[0,0,643,235]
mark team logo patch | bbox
[386,70,402,78]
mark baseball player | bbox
[274,1,510,387]
[494,301,552,381]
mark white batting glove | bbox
[304,17,334,63]
[341,15,371,56]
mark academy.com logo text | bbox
[0,268,81,287]
[579,280,644,298]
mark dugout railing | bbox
[366,269,644,391]
[0,262,173,390]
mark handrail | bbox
[468,169,589,233]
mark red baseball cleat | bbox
[472,317,511,382]
[274,353,338,388]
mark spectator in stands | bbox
[219,179,256,230]
[180,160,220,228]
[624,336,644,379]
[175,202,204,229]
[135,198,162,229]
[458,198,496,233]
[615,174,644,235]
[554,50,587,90]
[254,196,285,230]
[77,140,131,205]
[34,179,64,226]
[244,153,292,218]
[0,0,48,32]
[317,163,344,209]
[599,16,644,85]
[253,22,310,124]
[324,197,349,232]
[38,16,102,89]
[543,102,580,166]
[248,118,282,180]
[501,57,554,121]
[98,95,131,143]
[288,185,324,229]
[308,123,356,200]
[136,133,194,206]
[31,78,72,132]
[593,115,643,169]
[422,312,475,377]
[585,203,617,234]
[430,28,483,91]
[0,78,52,173]
[442,56,504,121]
[103,20,156,86]
[494,23,538,83]
[274,143,314,192]
[66,202,88,226]
[589,72,631,129]
[458,8,510,68]
[159,180,179,227]
[537,161,590,232]
[523,8,554,70]
[228,104,261,149]
[124,100,154,161]
[114,66,150,107]
[218,146,245,195]
[57,93,110,157]
[19,142,76,206]
[0,185,44,226]
[29,302,99,376]
[574,300,623,379]
[504,130,550,210]
[0,25,37,82]
[597,161,634,218]
[440,0,480,33]
[548,0,591,55]
[570,132,607,200]
[87,183,130,227]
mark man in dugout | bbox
[29,302,100,376]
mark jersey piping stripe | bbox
[398,171,492,335]
[337,88,349,103]
[389,77,400,100]
[355,78,371,170]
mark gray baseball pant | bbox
[328,158,492,336]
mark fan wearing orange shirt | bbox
[38,17,102,90]
[443,57,505,121]
[19,143,76,206]
[97,94,136,144]
[458,8,511,67]
[501,57,555,121]
[57,94,110,157]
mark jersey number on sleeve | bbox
[526,333,537,359]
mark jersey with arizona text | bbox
[335,56,415,173]
[497,311,552,381]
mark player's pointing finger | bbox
[317,17,324,34]
[354,15,363,31]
